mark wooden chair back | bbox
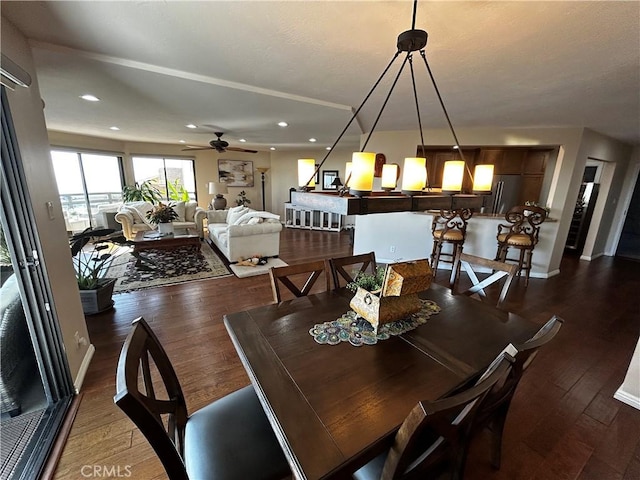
[329,251,377,289]
[450,253,518,308]
[380,354,514,480]
[473,315,563,468]
[114,317,189,480]
[431,208,472,240]
[269,259,330,302]
[496,204,548,247]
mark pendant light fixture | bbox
[294,0,492,215]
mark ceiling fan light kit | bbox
[182,132,257,154]
[294,0,491,215]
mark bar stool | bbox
[495,204,548,286]
[430,208,472,285]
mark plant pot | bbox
[79,278,116,315]
[157,222,174,235]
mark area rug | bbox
[106,242,231,293]
[229,258,288,278]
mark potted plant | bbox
[70,227,128,315]
[122,180,162,204]
[235,190,251,207]
[346,266,386,294]
[146,202,179,235]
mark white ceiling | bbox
[2,1,639,152]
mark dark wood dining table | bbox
[223,283,539,480]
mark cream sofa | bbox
[115,201,206,240]
[207,206,282,263]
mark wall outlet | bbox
[390,245,396,253]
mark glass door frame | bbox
[1,86,75,479]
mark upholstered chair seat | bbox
[497,233,533,246]
[433,229,465,241]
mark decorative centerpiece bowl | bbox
[349,259,432,334]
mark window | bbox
[51,150,124,233]
[131,156,196,202]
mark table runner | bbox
[309,299,441,346]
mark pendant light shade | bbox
[381,163,399,191]
[401,157,427,195]
[472,164,494,193]
[442,160,465,193]
[298,159,316,189]
[349,152,375,196]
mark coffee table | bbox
[132,229,201,268]
[133,228,201,252]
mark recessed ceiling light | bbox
[326,147,332,151]
[80,94,100,102]
[277,122,288,127]
[270,147,276,151]
[239,139,246,143]
[309,138,317,143]
[179,140,186,143]
[109,126,120,131]
[185,124,197,129]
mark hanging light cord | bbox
[361,53,410,151]
[419,49,474,182]
[304,51,401,188]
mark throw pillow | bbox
[125,202,154,226]
[185,201,197,222]
[247,217,261,225]
[227,206,250,225]
[173,201,186,222]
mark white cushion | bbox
[124,201,154,227]
[227,206,250,225]
[233,210,280,225]
[247,217,261,225]
[173,201,186,222]
[185,201,197,222]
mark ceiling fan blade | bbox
[226,147,258,154]
[181,146,213,151]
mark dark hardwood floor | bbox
[53,228,640,480]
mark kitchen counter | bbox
[354,211,559,279]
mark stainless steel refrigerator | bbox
[486,175,523,215]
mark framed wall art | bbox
[323,170,339,190]
[218,159,254,187]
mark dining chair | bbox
[352,352,515,480]
[466,315,564,470]
[114,317,290,480]
[494,204,548,286]
[430,209,472,280]
[450,253,518,308]
[269,259,330,302]
[329,251,377,289]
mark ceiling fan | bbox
[182,132,258,154]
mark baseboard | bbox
[580,252,604,261]
[73,344,95,393]
[534,269,560,279]
[614,388,640,410]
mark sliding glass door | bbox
[51,151,124,234]
[1,87,74,480]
